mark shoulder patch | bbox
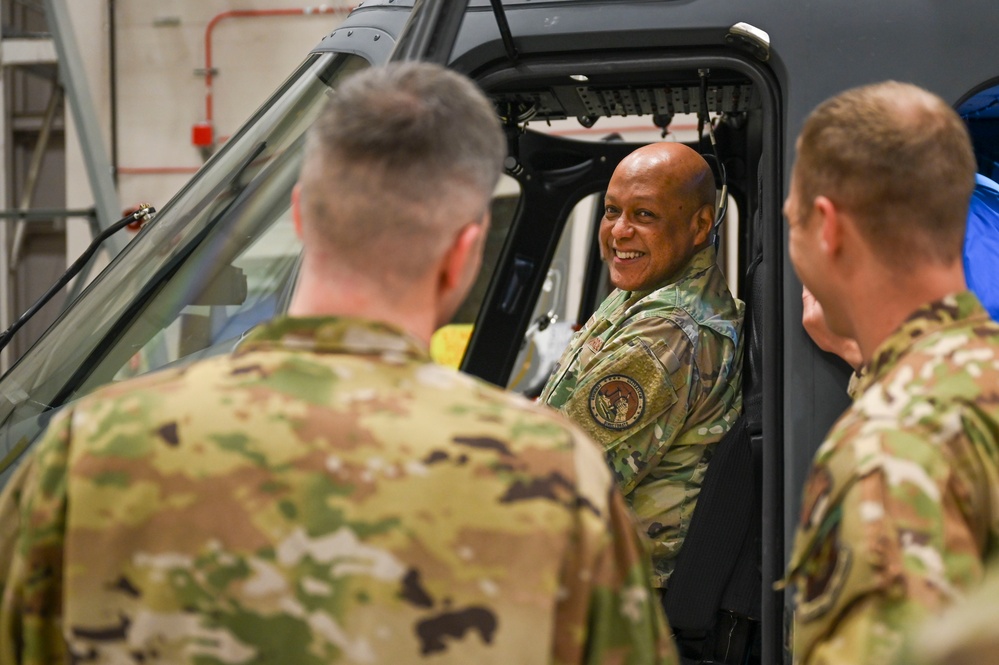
[797,520,851,623]
[588,375,645,430]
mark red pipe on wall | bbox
[117,3,694,175]
[195,5,352,146]
[121,125,699,177]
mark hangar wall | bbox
[1,0,352,364]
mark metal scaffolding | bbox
[0,0,121,371]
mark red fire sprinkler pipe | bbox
[195,5,352,147]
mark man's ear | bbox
[291,183,305,240]
[814,195,842,258]
[692,203,715,247]
[440,220,484,292]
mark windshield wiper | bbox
[0,204,156,353]
[488,0,518,62]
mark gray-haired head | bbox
[297,61,506,287]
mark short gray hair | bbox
[298,62,506,283]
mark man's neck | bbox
[850,263,966,363]
[287,271,438,345]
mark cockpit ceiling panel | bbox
[577,84,756,117]
[492,84,757,123]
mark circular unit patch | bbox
[588,374,645,430]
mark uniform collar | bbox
[236,316,430,361]
[624,244,719,300]
[855,290,989,394]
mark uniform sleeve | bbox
[552,429,679,665]
[583,486,680,665]
[897,559,999,665]
[786,426,989,665]
[558,316,697,495]
[0,410,74,665]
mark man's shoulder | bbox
[66,348,278,429]
[72,357,214,412]
[75,348,588,456]
[871,317,999,408]
[907,313,999,359]
[621,276,743,346]
[821,321,999,472]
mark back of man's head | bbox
[297,62,505,287]
[796,80,976,269]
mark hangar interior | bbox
[0,0,353,367]
[2,0,998,378]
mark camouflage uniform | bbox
[539,246,744,588]
[784,291,999,665]
[0,316,678,665]
[897,557,999,665]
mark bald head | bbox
[599,142,718,291]
[621,143,717,213]
[795,80,975,269]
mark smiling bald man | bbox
[539,142,744,594]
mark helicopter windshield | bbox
[0,52,370,487]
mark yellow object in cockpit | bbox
[430,323,473,369]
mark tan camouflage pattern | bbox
[784,291,999,665]
[0,316,679,665]
[896,557,999,665]
[539,247,744,588]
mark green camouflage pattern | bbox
[896,557,999,665]
[0,316,678,665]
[539,247,744,587]
[784,291,999,665]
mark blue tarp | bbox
[965,173,999,321]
